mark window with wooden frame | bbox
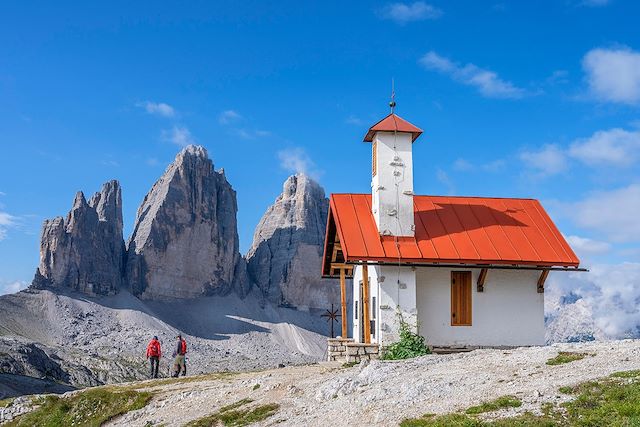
[451,271,472,326]
[372,140,377,177]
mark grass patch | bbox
[185,398,279,427]
[252,383,260,390]
[135,371,235,388]
[545,351,587,366]
[0,397,14,408]
[610,369,640,378]
[219,398,253,413]
[342,361,358,368]
[465,396,522,415]
[5,388,152,427]
[401,413,482,426]
[401,369,640,426]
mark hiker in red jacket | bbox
[172,334,187,377]
[146,336,162,379]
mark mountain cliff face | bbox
[126,145,246,299]
[32,180,125,295]
[247,174,341,310]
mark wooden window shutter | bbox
[372,140,377,177]
[451,271,472,326]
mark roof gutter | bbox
[322,262,588,279]
[349,261,588,273]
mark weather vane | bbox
[390,77,396,113]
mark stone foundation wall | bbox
[327,338,353,361]
[327,338,380,363]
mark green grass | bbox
[135,371,236,388]
[342,361,358,368]
[185,398,280,427]
[219,398,254,413]
[465,396,522,415]
[0,397,14,408]
[5,388,152,427]
[252,383,260,390]
[545,352,587,366]
[400,370,640,426]
[610,369,640,378]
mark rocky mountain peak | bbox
[247,174,342,310]
[89,179,123,227]
[32,180,125,295]
[282,173,324,200]
[126,145,246,299]
[179,144,208,158]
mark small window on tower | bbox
[372,140,377,177]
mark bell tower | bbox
[364,107,422,237]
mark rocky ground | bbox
[0,288,328,398]
[3,339,635,426]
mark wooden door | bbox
[451,271,472,326]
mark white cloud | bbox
[519,144,568,176]
[453,158,505,173]
[546,70,569,85]
[232,129,271,140]
[345,115,364,126]
[565,235,612,257]
[277,147,321,179]
[581,0,610,6]
[162,126,195,147]
[436,168,455,194]
[379,2,442,24]
[569,128,640,167]
[420,51,525,99]
[583,47,640,104]
[0,191,6,196]
[566,184,640,242]
[547,262,640,339]
[218,110,243,125]
[0,280,28,295]
[137,101,176,118]
[0,211,17,241]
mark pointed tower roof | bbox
[363,113,423,142]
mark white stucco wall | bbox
[416,268,545,347]
[371,131,414,237]
[378,265,417,346]
[353,264,418,346]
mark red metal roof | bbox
[322,194,580,275]
[363,113,423,142]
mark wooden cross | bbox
[321,304,341,338]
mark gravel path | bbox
[108,339,640,427]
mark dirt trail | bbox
[108,339,640,426]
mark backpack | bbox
[148,340,161,357]
[179,339,187,355]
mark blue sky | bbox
[1,1,640,329]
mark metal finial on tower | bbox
[389,78,396,113]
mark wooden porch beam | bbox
[330,262,352,270]
[537,270,549,293]
[477,268,488,292]
[339,268,348,338]
[362,264,371,344]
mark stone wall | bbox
[327,338,380,363]
[327,338,353,362]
